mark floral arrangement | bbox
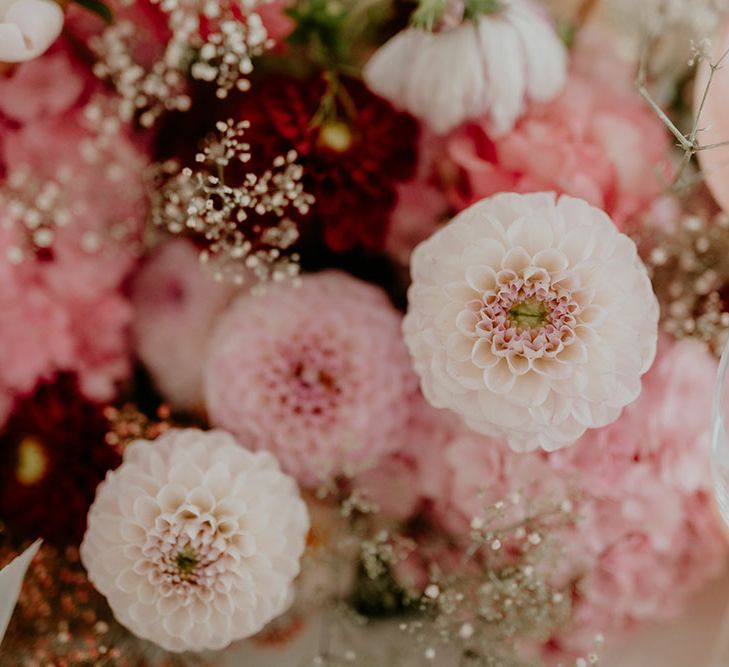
[1,0,729,665]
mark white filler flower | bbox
[81,429,309,652]
[363,0,566,135]
[403,192,658,452]
[0,0,63,63]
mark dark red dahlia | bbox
[233,74,420,252]
[0,375,121,546]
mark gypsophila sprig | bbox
[0,166,74,262]
[0,98,144,264]
[91,0,275,127]
[396,498,600,667]
[151,119,313,285]
[643,207,729,353]
[91,19,192,128]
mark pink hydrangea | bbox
[204,271,418,486]
[418,337,726,653]
[445,35,670,231]
[131,239,238,412]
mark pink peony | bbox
[131,239,238,412]
[204,271,418,487]
[446,36,670,231]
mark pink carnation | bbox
[0,59,147,403]
[446,36,670,231]
[385,131,450,265]
[0,46,86,123]
[353,395,461,521]
[131,239,238,412]
[422,337,726,653]
[204,271,418,486]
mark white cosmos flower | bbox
[80,429,310,653]
[403,192,659,452]
[0,0,63,64]
[363,0,567,135]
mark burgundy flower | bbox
[234,74,419,252]
[0,375,121,546]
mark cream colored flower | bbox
[363,0,567,135]
[0,0,63,64]
[403,192,658,452]
[80,429,309,653]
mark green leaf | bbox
[410,0,448,31]
[463,0,503,20]
[72,0,114,24]
[287,0,351,67]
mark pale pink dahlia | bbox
[131,239,238,412]
[80,429,309,653]
[204,271,417,486]
[403,192,659,452]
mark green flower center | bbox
[175,550,199,575]
[509,299,549,330]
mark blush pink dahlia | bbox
[363,0,566,135]
[403,192,659,452]
[204,271,417,486]
[80,428,309,653]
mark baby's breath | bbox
[151,119,314,285]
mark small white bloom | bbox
[0,0,63,63]
[403,192,658,452]
[81,429,310,653]
[363,0,567,135]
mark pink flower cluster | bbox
[0,45,147,421]
[357,337,727,651]
[445,32,670,233]
[385,31,671,264]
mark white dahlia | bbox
[403,192,658,452]
[80,429,309,653]
[363,0,567,135]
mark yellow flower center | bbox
[175,550,199,575]
[16,437,48,486]
[509,299,549,330]
[318,121,353,153]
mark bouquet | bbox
[1,0,729,665]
